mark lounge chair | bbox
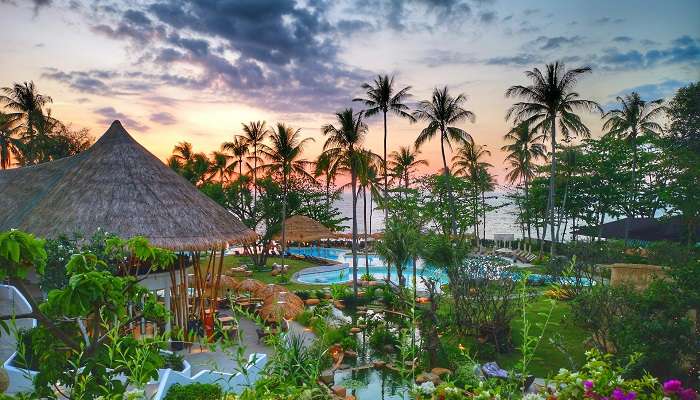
[478,361,535,392]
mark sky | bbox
[1,0,699,183]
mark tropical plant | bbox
[240,121,270,210]
[313,151,340,212]
[505,62,601,254]
[321,108,368,298]
[353,74,414,222]
[0,112,21,169]
[414,86,475,235]
[208,150,234,183]
[0,81,52,142]
[388,145,428,190]
[452,139,493,244]
[603,92,666,242]
[356,148,382,276]
[502,122,546,242]
[259,123,314,259]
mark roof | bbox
[0,120,256,250]
[573,216,698,243]
[274,215,333,242]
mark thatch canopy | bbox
[263,290,304,308]
[573,216,698,243]
[0,121,256,250]
[237,278,265,294]
[259,292,304,322]
[274,215,333,242]
[258,284,288,299]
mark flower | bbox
[583,380,594,392]
[419,381,435,395]
[664,380,683,394]
[679,388,698,400]
[611,388,636,400]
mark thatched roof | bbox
[274,215,333,242]
[573,216,698,243]
[0,120,256,250]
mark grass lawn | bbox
[496,295,588,377]
[214,254,324,292]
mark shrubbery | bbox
[164,383,222,400]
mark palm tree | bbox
[260,123,314,260]
[239,121,270,210]
[172,141,194,164]
[505,62,600,254]
[322,108,368,298]
[452,140,493,245]
[502,122,546,243]
[388,146,428,191]
[208,150,234,183]
[221,136,249,178]
[0,81,52,140]
[353,75,414,224]
[356,149,382,278]
[0,112,22,169]
[602,92,666,242]
[414,86,475,235]
[313,151,340,213]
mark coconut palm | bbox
[221,136,250,178]
[602,92,666,241]
[208,150,234,183]
[259,123,314,260]
[239,121,270,210]
[0,81,52,140]
[353,75,414,223]
[502,122,546,242]
[452,140,493,244]
[505,62,601,254]
[313,151,341,212]
[356,149,382,278]
[322,108,368,298]
[388,146,428,191]
[414,86,475,235]
[0,112,22,169]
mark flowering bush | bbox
[549,350,697,400]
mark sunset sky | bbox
[1,0,698,183]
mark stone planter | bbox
[608,263,667,291]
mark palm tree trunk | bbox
[253,142,258,213]
[623,134,637,245]
[555,176,569,242]
[439,130,457,236]
[525,177,532,244]
[281,174,288,264]
[351,158,359,299]
[383,111,388,228]
[481,190,487,242]
[547,115,558,255]
[363,186,369,277]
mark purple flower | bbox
[664,380,683,393]
[611,388,636,400]
[679,388,698,400]
[584,380,594,391]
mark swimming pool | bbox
[289,247,595,287]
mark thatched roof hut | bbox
[274,215,333,242]
[0,120,256,250]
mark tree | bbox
[452,139,493,244]
[239,121,270,212]
[353,75,414,224]
[414,86,475,235]
[208,150,234,183]
[356,149,382,277]
[502,122,546,243]
[313,151,341,213]
[0,112,21,169]
[603,92,666,242]
[0,81,52,142]
[388,145,428,191]
[260,123,314,261]
[322,109,368,298]
[168,142,211,186]
[506,62,601,254]
[222,136,250,178]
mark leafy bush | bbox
[329,284,350,300]
[162,352,185,371]
[164,383,222,400]
[321,325,357,351]
[294,290,310,300]
[275,274,290,284]
[368,323,399,351]
[295,310,313,327]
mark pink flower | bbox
[584,380,594,392]
[664,380,683,394]
[679,388,698,400]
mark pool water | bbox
[334,368,410,400]
[289,247,595,287]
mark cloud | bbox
[595,36,700,70]
[531,35,583,50]
[149,111,176,125]
[479,11,496,24]
[612,36,633,43]
[94,107,149,131]
[485,53,541,66]
[594,17,624,24]
[602,79,690,110]
[523,8,540,16]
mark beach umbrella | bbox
[258,284,287,299]
[219,275,240,290]
[237,279,265,295]
[258,297,304,322]
[263,291,305,309]
[273,215,333,242]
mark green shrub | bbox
[275,274,290,284]
[368,323,399,351]
[294,290,310,300]
[164,383,222,400]
[162,352,185,371]
[295,310,313,327]
[322,325,357,350]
